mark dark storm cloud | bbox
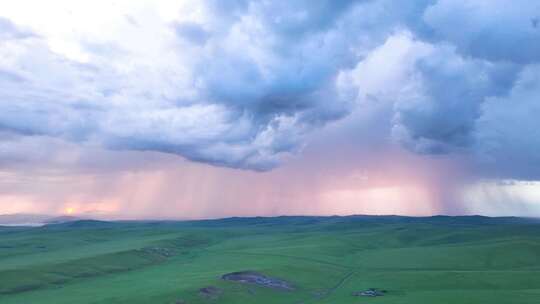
[387,0,540,179]
[473,65,540,180]
[392,46,520,154]
[422,0,540,63]
[0,0,539,177]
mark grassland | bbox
[1,216,540,303]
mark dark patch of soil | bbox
[139,247,175,257]
[312,290,328,298]
[199,286,223,299]
[221,271,295,290]
[352,288,387,297]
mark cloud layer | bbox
[0,0,539,179]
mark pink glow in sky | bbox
[0,133,537,219]
[0,129,474,219]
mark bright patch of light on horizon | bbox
[319,185,437,216]
[461,180,540,216]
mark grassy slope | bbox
[0,216,539,303]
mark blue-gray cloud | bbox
[0,16,34,40]
[173,22,210,45]
[0,0,539,178]
[474,65,540,179]
[392,45,520,154]
[423,0,540,63]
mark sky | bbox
[0,0,539,219]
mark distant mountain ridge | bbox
[2,213,538,228]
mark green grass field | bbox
[1,216,540,303]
